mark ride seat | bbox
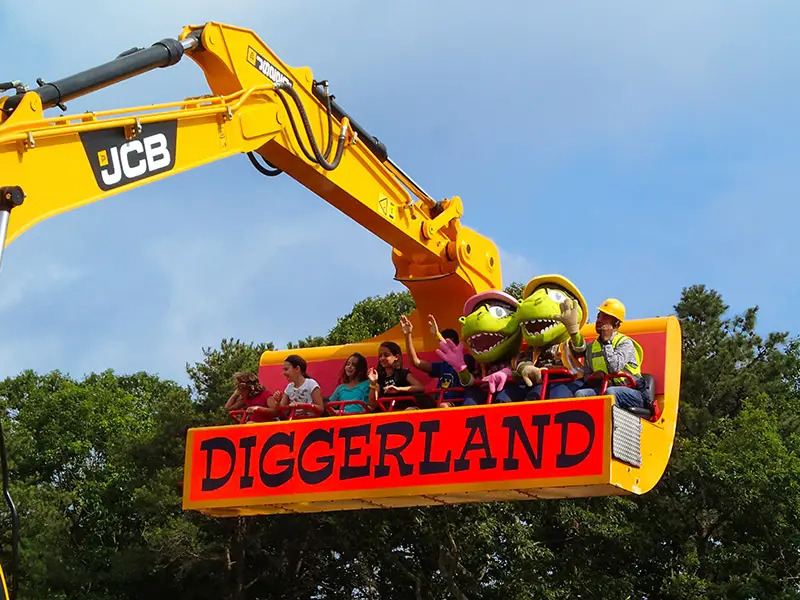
[625,373,657,419]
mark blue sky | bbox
[1,1,798,384]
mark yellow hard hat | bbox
[597,298,626,322]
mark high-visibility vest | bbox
[586,333,643,384]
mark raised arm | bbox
[367,368,380,410]
[224,391,243,411]
[400,315,432,373]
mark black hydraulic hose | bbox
[3,35,196,114]
[321,87,334,160]
[273,89,319,163]
[0,420,19,600]
[274,83,346,171]
[311,83,388,162]
[246,152,282,176]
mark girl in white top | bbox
[272,354,324,418]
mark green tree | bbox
[287,335,327,349]
[499,285,800,600]
[185,337,273,417]
[504,281,524,300]
[2,285,798,600]
[0,370,198,600]
[326,291,415,345]
[636,286,800,599]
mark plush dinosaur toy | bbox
[436,290,522,396]
[515,274,588,398]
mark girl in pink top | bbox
[225,371,278,422]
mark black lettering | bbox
[555,410,595,469]
[200,437,237,492]
[375,422,414,478]
[338,424,371,480]
[298,428,335,485]
[259,431,295,487]
[238,436,257,488]
[419,420,452,475]
[502,415,551,470]
[454,416,497,471]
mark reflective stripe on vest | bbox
[587,333,641,384]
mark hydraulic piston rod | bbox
[2,35,199,114]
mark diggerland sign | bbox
[183,397,610,509]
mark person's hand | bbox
[483,368,511,393]
[246,405,256,414]
[559,298,580,335]
[384,385,399,394]
[597,322,614,342]
[399,314,413,335]
[520,364,542,386]
[435,338,467,372]
[367,367,379,383]
[427,314,440,338]
[272,390,282,402]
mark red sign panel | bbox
[185,398,609,507]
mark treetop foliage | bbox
[0,283,797,599]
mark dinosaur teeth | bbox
[522,319,560,336]
[467,332,507,354]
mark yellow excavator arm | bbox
[0,22,501,325]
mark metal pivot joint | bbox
[0,186,25,271]
[0,187,24,212]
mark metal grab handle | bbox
[585,372,636,395]
[228,409,248,424]
[277,403,324,420]
[433,387,467,407]
[325,400,369,416]
[469,380,495,405]
[376,394,420,412]
[538,367,577,400]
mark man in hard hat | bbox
[574,298,648,409]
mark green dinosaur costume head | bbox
[517,274,587,349]
[459,290,522,363]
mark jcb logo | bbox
[80,121,178,191]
